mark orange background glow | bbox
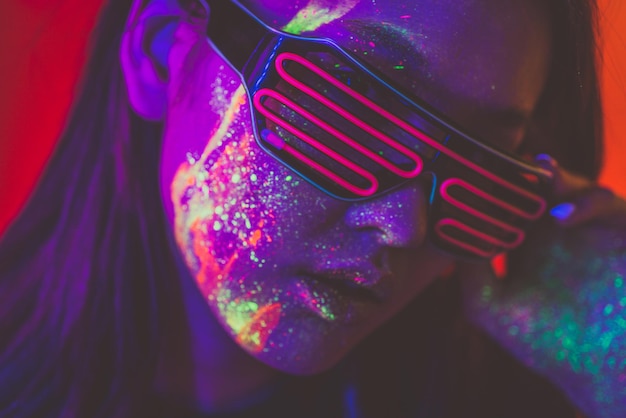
[0,0,625,235]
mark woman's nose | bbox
[343,181,430,248]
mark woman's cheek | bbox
[168,88,313,356]
[165,72,355,366]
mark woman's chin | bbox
[250,342,348,376]
[228,310,361,376]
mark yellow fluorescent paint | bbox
[171,85,249,280]
[282,0,360,34]
[170,78,285,354]
[232,302,282,353]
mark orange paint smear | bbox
[235,302,282,353]
[189,217,238,295]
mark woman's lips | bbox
[309,269,391,302]
[287,269,391,325]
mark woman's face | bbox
[159,0,550,374]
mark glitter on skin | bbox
[167,66,441,371]
[232,302,282,353]
[172,86,285,353]
[466,226,626,416]
[170,78,352,361]
[281,0,359,35]
[292,281,336,321]
[162,0,546,376]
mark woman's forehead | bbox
[241,1,436,35]
[234,0,550,152]
[240,0,543,33]
[239,0,549,80]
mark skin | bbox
[462,160,626,418]
[160,0,551,376]
[120,0,626,414]
[464,222,626,418]
[121,0,626,417]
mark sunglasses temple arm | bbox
[205,0,271,72]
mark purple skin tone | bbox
[463,225,626,418]
[122,0,557,412]
[162,0,549,373]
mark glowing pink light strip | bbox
[254,87,422,179]
[274,52,546,218]
[438,178,527,254]
[253,90,378,197]
[441,178,541,222]
[435,218,503,258]
[275,54,422,179]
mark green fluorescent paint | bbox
[282,0,360,35]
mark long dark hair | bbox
[0,0,604,417]
[528,0,604,178]
[0,1,173,416]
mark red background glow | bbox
[0,0,625,235]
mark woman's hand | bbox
[536,154,626,228]
[461,156,626,418]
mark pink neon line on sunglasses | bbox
[435,219,513,258]
[259,52,538,257]
[271,52,547,218]
[205,0,554,260]
[274,53,424,179]
[254,91,381,197]
[439,180,527,254]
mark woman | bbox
[1,0,625,416]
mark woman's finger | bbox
[535,154,626,227]
[535,154,589,196]
[550,186,626,227]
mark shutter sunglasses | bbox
[205,0,553,260]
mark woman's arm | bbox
[462,159,626,418]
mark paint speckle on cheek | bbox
[167,77,353,366]
[282,0,360,34]
[170,84,286,352]
[475,230,626,411]
[228,301,283,354]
